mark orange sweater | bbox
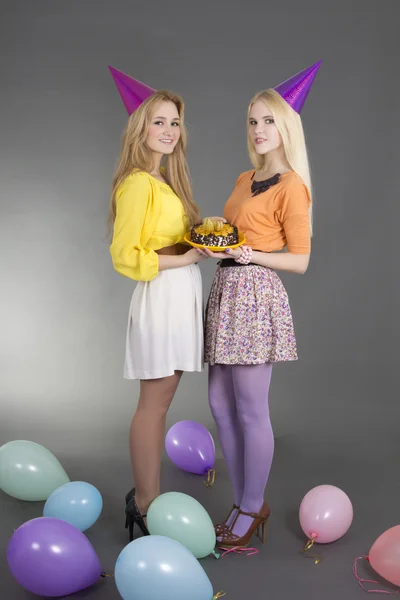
[224,170,311,254]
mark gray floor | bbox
[1,429,399,600]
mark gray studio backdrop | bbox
[0,0,398,464]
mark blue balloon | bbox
[43,481,103,531]
[114,535,214,600]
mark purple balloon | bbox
[165,421,215,475]
[7,517,102,597]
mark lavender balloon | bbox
[7,517,102,597]
[165,421,215,476]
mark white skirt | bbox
[124,264,204,380]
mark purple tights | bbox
[209,363,273,538]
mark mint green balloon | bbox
[0,440,70,501]
[147,492,216,559]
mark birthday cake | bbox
[190,218,239,248]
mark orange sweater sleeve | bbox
[277,180,311,254]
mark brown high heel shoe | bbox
[214,504,239,536]
[217,501,270,548]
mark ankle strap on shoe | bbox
[237,508,261,518]
[237,507,269,519]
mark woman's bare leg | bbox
[129,371,182,515]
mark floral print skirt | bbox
[204,264,298,365]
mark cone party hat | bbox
[273,61,321,114]
[108,65,156,115]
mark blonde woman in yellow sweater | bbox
[108,67,207,541]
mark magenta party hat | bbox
[108,65,156,115]
[273,61,321,114]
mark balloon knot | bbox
[301,537,321,564]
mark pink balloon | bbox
[369,525,400,587]
[299,485,353,543]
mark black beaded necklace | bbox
[250,172,281,197]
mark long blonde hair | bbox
[247,89,313,233]
[108,90,200,233]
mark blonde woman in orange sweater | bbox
[199,62,321,548]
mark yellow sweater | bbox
[110,171,189,281]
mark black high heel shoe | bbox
[124,487,136,530]
[125,495,150,542]
[125,487,136,505]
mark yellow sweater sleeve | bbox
[110,173,160,282]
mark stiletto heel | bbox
[257,520,267,543]
[126,513,135,542]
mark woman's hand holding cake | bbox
[198,246,243,260]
